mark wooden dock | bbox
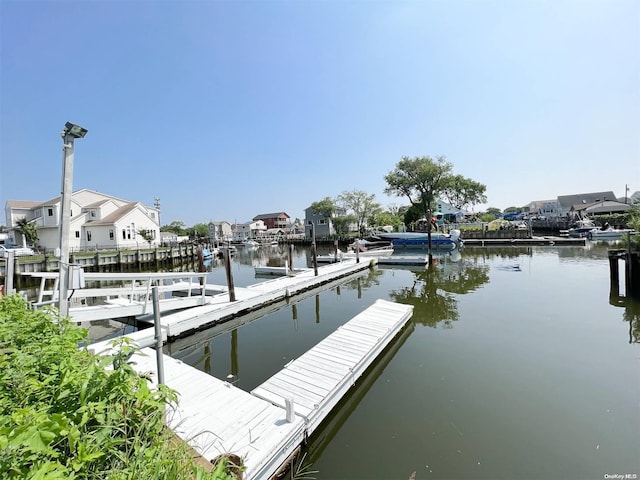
[127,299,413,480]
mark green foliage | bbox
[441,174,487,211]
[161,221,187,235]
[0,295,239,479]
[484,207,502,218]
[337,190,381,235]
[15,218,39,246]
[384,156,454,218]
[137,229,155,244]
[310,197,337,219]
[186,223,209,240]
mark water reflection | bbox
[609,289,640,344]
[389,253,490,328]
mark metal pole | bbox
[152,286,165,385]
[58,134,75,317]
[5,251,15,294]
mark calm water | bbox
[166,243,639,480]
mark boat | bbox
[348,239,395,256]
[374,229,463,250]
[587,225,635,240]
[316,244,395,263]
[567,218,597,238]
[241,240,260,247]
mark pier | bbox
[126,299,413,480]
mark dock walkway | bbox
[88,259,376,353]
[129,299,413,480]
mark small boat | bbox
[567,219,597,238]
[241,240,260,247]
[587,226,635,240]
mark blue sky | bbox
[1,0,638,226]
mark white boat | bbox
[567,218,597,238]
[375,229,462,249]
[241,240,260,247]
[316,246,394,263]
[587,226,635,240]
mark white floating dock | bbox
[377,255,428,266]
[251,299,414,434]
[127,299,413,480]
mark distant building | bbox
[252,212,291,230]
[208,221,232,243]
[304,206,335,238]
[4,189,160,251]
[232,220,267,241]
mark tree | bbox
[137,229,155,245]
[185,223,208,240]
[310,197,337,220]
[15,218,38,247]
[384,156,453,219]
[503,206,520,213]
[337,190,381,236]
[485,207,502,218]
[161,221,186,235]
[441,174,487,211]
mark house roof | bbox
[5,200,42,209]
[83,199,111,209]
[584,200,632,214]
[557,191,616,210]
[86,202,140,226]
[253,212,289,220]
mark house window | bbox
[75,231,80,238]
[90,210,96,217]
[47,208,53,216]
[86,231,92,241]
[109,229,114,240]
[307,220,312,225]
[122,229,127,240]
[318,219,327,225]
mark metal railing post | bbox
[152,286,165,385]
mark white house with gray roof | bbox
[4,189,160,252]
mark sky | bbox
[1,0,638,227]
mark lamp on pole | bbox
[58,121,88,317]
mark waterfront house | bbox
[557,191,617,219]
[208,221,233,244]
[252,212,291,230]
[304,206,335,238]
[4,189,160,252]
[232,220,266,241]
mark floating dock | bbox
[84,259,377,352]
[128,299,414,480]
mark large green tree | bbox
[310,197,337,220]
[441,174,487,211]
[337,190,381,235]
[384,156,453,219]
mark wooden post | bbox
[609,250,620,295]
[315,294,320,323]
[355,239,360,263]
[333,240,339,263]
[311,224,318,276]
[223,247,236,302]
[288,244,294,272]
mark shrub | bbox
[0,295,240,479]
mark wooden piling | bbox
[223,247,236,302]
